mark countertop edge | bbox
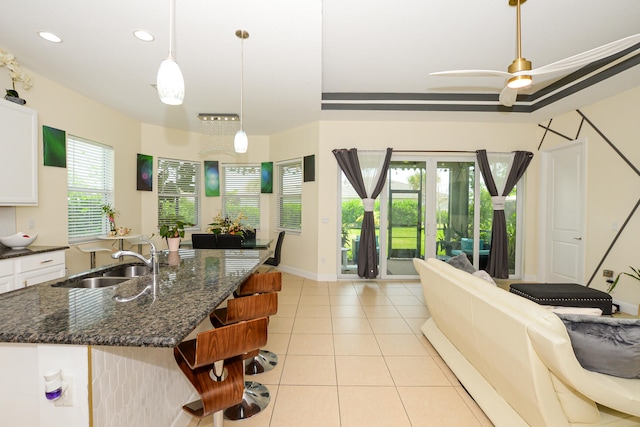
[0,245,69,260]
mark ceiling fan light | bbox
[234,129,248,153]
[507,75,532,89]
[157,57,185,105]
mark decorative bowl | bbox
[0,232,38,249]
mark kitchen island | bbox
[0,247,271,427]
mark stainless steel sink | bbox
[50,262,150,289]
[52,276,131,289]
[102,265,149,277]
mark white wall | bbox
[534,86,640,312]
[269,123,320,278]
[12,69,141,275]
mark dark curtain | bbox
[476,150,533,278]
[333,148,392,278]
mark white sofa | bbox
[414,258,640,427]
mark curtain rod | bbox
[393,149,476,153]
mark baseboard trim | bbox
[613,298,639,316]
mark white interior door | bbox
[541,141,585,283]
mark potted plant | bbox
[159,220,193,251]
[1,48,32,105]
[607,266,640,293]
[206,211,250,236]
[101,203,119,235]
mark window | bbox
[67,135,114,242]
[277,159,302,231]
[157,158,200,228]
[339,155,524,278]
[222,164,260,229]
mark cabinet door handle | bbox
[40,259,53,264]
[573,237,582,241]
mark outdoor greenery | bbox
[158,159,199,227]
[158,197,197,227]
[340,172,518,273]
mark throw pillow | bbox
[445,253,477,274]
[557,313,640,379]
[472,269,497,286]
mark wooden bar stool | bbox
[234,272,282,376]
[174,317,268,421]
[209,291,278,420]
[235,271,282,297]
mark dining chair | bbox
[264,231,285,266]
[216,234,243,249]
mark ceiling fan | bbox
[430,0,640,107]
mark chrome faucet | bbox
[111,238,160,275]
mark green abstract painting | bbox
[137,153,153,191]
[261,162,273,193]
[204,161,220,197]
[43,125,66,167]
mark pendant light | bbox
[156,0,184,105]
[234,30,249,153]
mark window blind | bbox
[222,165,260,229]
[67,136,114,242]
[157,158,200,228]
[277,160,302,231]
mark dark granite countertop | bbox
[0,248,270,348]
[0,245,69,260]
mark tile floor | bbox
[189,272,494,427]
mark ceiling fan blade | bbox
[430,69,513,79]
[499,86,518,107]
[523,33,640,77]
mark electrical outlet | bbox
[603,269,614,278]
[54,374,74,407]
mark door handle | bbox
[573,237,582,240]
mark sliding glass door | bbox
[382,161,426,276]
[338,154,521,278]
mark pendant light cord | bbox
[169,0,176,59]
[239,35,244,131]
[515,0,522,58]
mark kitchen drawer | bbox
[0,275,16,294]
[0,259,14,276]
[17,264,66,288]
[17,251,65,272]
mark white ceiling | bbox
[0,0,638,136]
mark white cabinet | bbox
[0,259,16,294]
[0,251,65,294]
[0,98,38,206]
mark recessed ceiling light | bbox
[38,31,62,43]
[133,30,154,42]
